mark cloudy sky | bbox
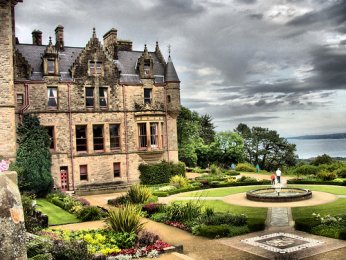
[15,0,346,137]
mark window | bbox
[45,126,55,150]
[76,125,87,152]
[93,125,104,151]
[89,61,103,76]
[99,87,108,108]
[16,93,24,106]
[47,59,55,74]
[79,165,88,181]
[150,123,158,147]
[144,60,151,75]
[167,95,171,103]
[85,87,94,108]
[138,123,147,148]
[47,87,58,109]
[113,162,121,177]
[161,122,164,147]
[109,124,120,150]
[144,88,152,104]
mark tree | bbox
[211,131,245,167]
[235,123,297,171]
[310,154,334,166]
[199,114,215,144]
[16,114,53,197]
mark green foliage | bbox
[294,164,319,176]
[139,161,185,185]
[21,193,44,232]
[26,234,52,258]
[311,154,334,166]
[192,224,249,238]
[127,184,152,204]
[29,253,53,260]
[209,164,222,175]
[51,238,92,260]
[235,123,297,171]
[199,212,247,226]
[150,212,169,222]
[106,204,144,233]
[235,163,256,172]
[317,170,337,181]
[336,167,346,178]
[165,201,202,222]
[15,114,53,197]
[169,175,189,188]
[76,206,104,221]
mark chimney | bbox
[32,30,42,45]
[103,28,117,59]
[55,25,64,51]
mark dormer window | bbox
[89,61,103,76]
[144,88,152,104]
[144,60,151,75]
[47,59,55,74]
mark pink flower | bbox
[0,160,9,173]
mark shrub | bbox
[210,164,222,175]
[106,204,144,233]
[127,184,152,204]
[235,163,255,172]
[247,218,266,232]
[21,194,45,232]
[77,206,104,221]
[26,234,52,258]
[226,170,239,176]
[294,165,319,176]
[29,253,53,260]
[50,197,65,209]
[199,213,247,226]
[150,212,169,223]
[310,154,334,166]
[192,224,230,238]
[137,230,160,247]
[139,161,186,185]
[169,175,189,188]
[317,170,337,181]
[142,203,165,216]
[158,185,177,191]
[51,238,92,260]
[336,167,346,178]
[165,201,202,222]
[108,195,130,206]
[294,218,321,232]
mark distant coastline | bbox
[288,133,346,140]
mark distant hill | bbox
[288,133,346,140]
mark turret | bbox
[165,54,180,115]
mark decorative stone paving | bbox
[241,232,324,254]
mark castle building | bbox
[0,0,181,192]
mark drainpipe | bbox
[67,83,75,191]
[164,84,170,162]
[122,84,130,183]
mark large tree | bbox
[235,123,297,170]
[16,114,53,196]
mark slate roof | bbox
[15,44,168,84]
[165,55,180,82]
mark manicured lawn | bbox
[292,198,346,220]
[288,185,346,195]
[179,185,271,197]
[36,199,81,225]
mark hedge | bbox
[139,161,186,185]
[287,179,346,186]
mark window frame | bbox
[45,126,56,151]
[99,87,108,108]
[109,124,120,150]
[113,162,121,178]
[150,122,159,148]
[16,93,24,106]
[138,123,147,149]
[76,125,88,152]
[89,61,103,76]
[85,87,94,108]
[144,88,152,104]
[47,86,58,110]
[79,165,88,181]
[93,124,104,151]
[47,59,55,74]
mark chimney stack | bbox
[55,25,64,51]
[103,28,118,59]
[32,30,42,45]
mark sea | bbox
[288,138,346,159]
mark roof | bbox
[165,55,180,82]
[15,44,168,83]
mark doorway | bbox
[60,166,69,191]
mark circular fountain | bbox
[246,187,312,202]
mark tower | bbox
[0,0,22,159]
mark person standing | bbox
[270,172,276,185]
[276,168,282,184]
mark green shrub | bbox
[226,170,239,176]
[210,164,222,175]
[311,154,334,166]
[336,167,346,178]
[192,224,249,238]
[29,253,53,260]
[106,204,144,233]
[228,225,250,237]
[139,161,186,185]
[294,218,321,232]
[127,184,152,204]
[169,175,189,188]
[51,197,65,209]
[199,213,247,226]
[150,212,169,223]
[26,234,52,258]
[165,201,202,222]
[51,238,92,260]
[107,195,130,206]
[317,170,337,181]
[294,165,319,176]
[151,191,169,197]
[235,163,255,172]
[247,218,266,232]
[77,206,104,221]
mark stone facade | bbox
[1,1,181,191]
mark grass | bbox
[36,199,81,225]
[292,198,346,220]
[179,185,271,197]
[288,185,346,195]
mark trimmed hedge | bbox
[139,161,186,185]
[192,224,249,238]
[287,179,346,186]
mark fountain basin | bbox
[246,188,312,202]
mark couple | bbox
[271,168,282,185]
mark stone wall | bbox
[0,171,27,260]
